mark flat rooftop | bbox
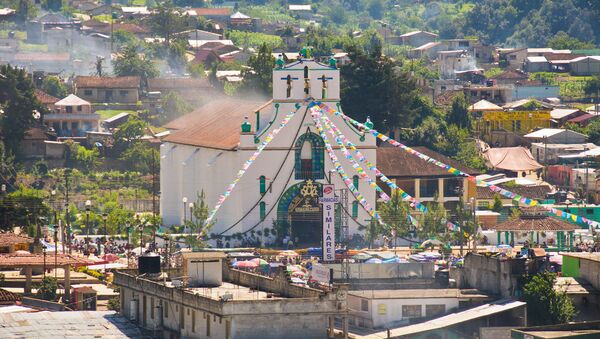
[177,282,288,301]
[348,289,490,300]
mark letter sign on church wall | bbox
[320,184,338,262]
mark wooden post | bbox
[24,267,32,294]
[64,265,71,303]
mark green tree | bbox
[0,185,49,230]
[453,198,478,254]
[112,44,159,85]
[36,276,58,301]
[41,76,67,98]
[187,63,205,78]
[418,198,447,239]
[239,43,274,98]
[119,142,158,174]
[183,190,214,248]
[447,93,471,129]
[379,190,412,249]
[548,31,595,50]
[523,271,576,325]
[584,76,600,97]
[0,65,44,158]
[358,218,384,249]
[492,194,503,212]
[112,30,141,50]
[112,116,147,152]
[159,91,192,124]
[341,42,420,132]
[148,2,188,45]
[367,0,384,19]
[43,0,61,11]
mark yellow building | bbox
[481,110,551,134]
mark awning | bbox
[483,147,543,172]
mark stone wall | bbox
[459,253,525,298]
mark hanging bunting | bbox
[319,113,429,213]
[204,108,299,227]
[311,109,383,223]
[316,110,390,202]
[310,101,600,229]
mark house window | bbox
[259,175,266,194]
[420,179,438,198]
[295,132,324,180]
[259,202,266,220]
[206,314,211,336]
[66,106,73,113]
[352,201,358,218]
[150,298,154,319]
[77,105,82,112]
[120,90,129,96]
[180,306,185,329]
[84,89,92,96]
[587,209,594,215]
[192,310,196,332]
[425,304,445,317]
[164,301,168,318]
[353,175,359,189]
[402,305,422,318]
[361,299,368,311]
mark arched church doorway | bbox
[277,180,323,246]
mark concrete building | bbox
[569,56,600,76]
[376,146,480,211]
[348,289,491,329]
[524,128,587,144]
[438,50,480,80]
[399,31,438,47]
[531,142,596,164]
[114,252,348,339]
[44,94,100,137]
[75,76,140,103]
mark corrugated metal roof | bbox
[0,311,144,338]
[360,299,526,338]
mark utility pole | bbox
[64,169,71,254]
[151,150,157,251]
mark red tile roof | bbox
[493,69,528,80]
[163,99,271,150]
[377,146,481,178]
[147,77,212,90]
[192,8,231,16]
[434,90,462,106]
[0,288,20,304]
[75,76,140,89]
[484,215,579,231]
[0,233,33,246]
[0,254,92,267]
[14,53,69,62]
[568,113,598,124]
[34,89,60,105]
[95,23,149,34]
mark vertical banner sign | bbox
[320,184,339,262]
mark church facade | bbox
[160,52,376,246]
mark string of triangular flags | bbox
[204,107,300,227]
[318,111,390,202]
[310,101,600,229]
[311,109,382,223]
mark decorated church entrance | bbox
[278,180,335,246]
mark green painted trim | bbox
[336,103,365,142]
[255,110,260,132]
[255,103,280,144]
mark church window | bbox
[295,132,324,180]
[304,66,309,79]
[352,201,358,218]
[259,176,266,194]
[259,202,266,220]
[353,175,359,189]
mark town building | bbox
[348,289,491,329]
[376,146,480,211]
[147,77,217,106]
[399,31,438,47]
[75,76,141,103]
[0,233,33,253]
[569,56,600,76]
[160,53,376,246]
[44,94,100,137]
[524,128,587,144]
[114,252,348,338]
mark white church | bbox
[160,50,377,246]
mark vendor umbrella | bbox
[352,253,372,261]
[233,260,258,269]
[250,258,268,266]
[279,250,299,257]
[420,239,444,248]
[103,253,119,262]
[365,258,382,264]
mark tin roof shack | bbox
[114,253,348,339]
[512,320,600,339]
